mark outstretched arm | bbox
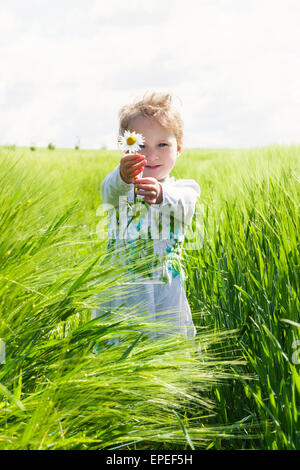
[100,164,133,207]
[101,154,146,206]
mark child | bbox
[92,92,200,340]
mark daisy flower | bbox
[118,130,145,154]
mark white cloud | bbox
[0,0,299,148]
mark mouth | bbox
[145,165,161,169]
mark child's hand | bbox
[134,177,163,205]
[120,153,146,184]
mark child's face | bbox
[127,115,181,182]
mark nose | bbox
[144,148,159,164]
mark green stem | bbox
[133,151,137,205]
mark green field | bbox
[0,144,299,449]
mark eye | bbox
[139,144,145,148]
[159,143,168,147]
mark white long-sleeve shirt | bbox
[93,164,201,339]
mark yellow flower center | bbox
[126,136,136,146]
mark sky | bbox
[0,0,300,149]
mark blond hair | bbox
[119,91,183,146]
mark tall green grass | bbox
[183,145,300,449]
[0,144,299,449]
[0,147,248,450]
